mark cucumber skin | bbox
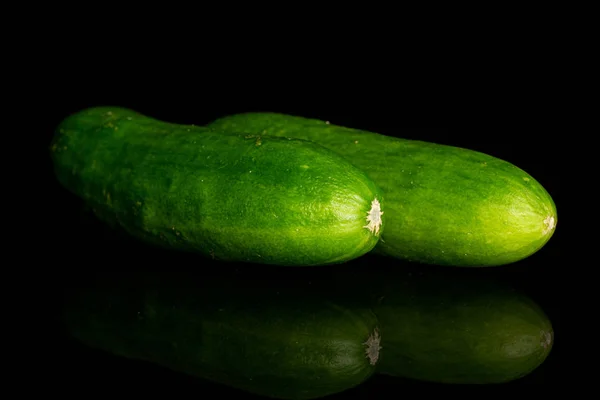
[337,266,554,384]
[208,113,557,267]
[64,270,381,399]
[50,107,384,266]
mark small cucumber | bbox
[50,107,385,266]
[208,113,557,267]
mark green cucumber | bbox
[207,113,557,267]
[64,269,381,399]
[337,265,553,384]
[50,107,384,266]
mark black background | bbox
[41,76,564,397]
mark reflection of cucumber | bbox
[341,266,553,384]
[50,107,384,266]
[64,270,381,399]
[208,112,557,267]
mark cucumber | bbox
[337,265,553,384]
[50,107,384,266]
[63,269,381,399]
[207,113,557,267]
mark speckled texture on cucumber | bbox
[51,107,385,266]
[208,113,557,267]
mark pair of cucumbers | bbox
[51,107,556,267]
[52,107,556,399]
